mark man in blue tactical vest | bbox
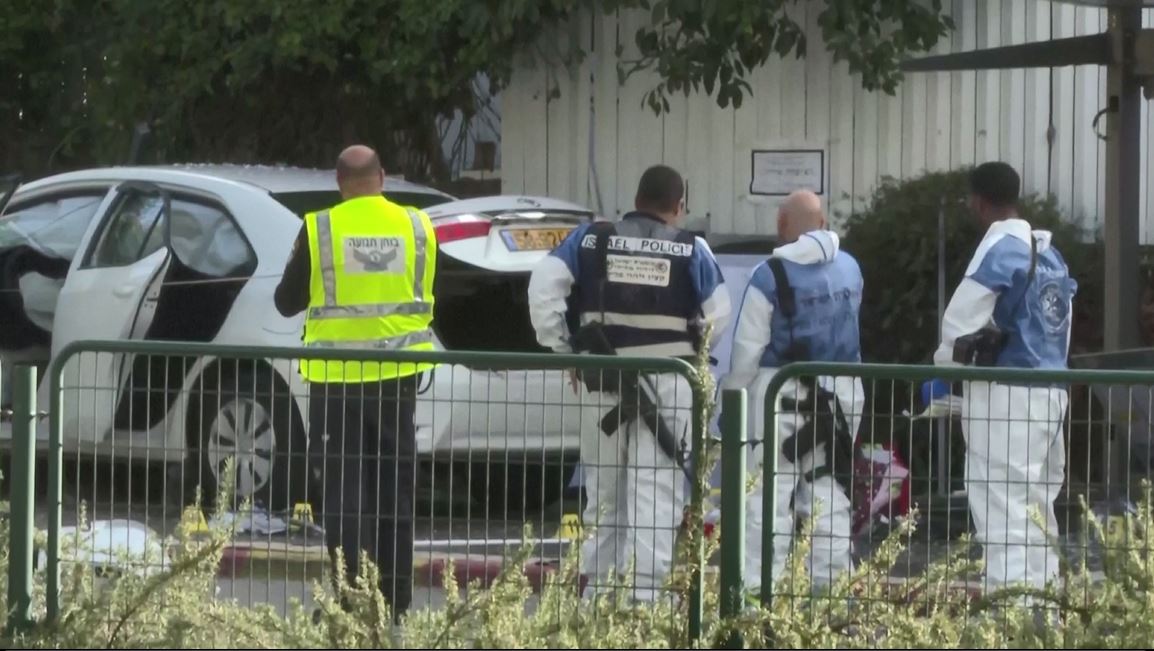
[929,162,1076,595]
[527,165,731,602]
[724,190,865,593]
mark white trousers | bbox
[743,369,865,592]
[962,381,1067,593]
[577,372,693,602]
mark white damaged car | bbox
[0,165,594,509]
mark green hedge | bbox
[840,169,1105,365]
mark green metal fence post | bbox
[718,388,747,648]
[46,356,62,623]
[7,365,37,632]
[687,378,706,645]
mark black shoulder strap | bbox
[767,257,796,319]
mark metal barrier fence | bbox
[2,340,711,642]
[717,361,1154,643]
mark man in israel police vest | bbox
[724,190,865,594]
[274,145,436,620]
[528,165,731,602]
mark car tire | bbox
[186,367,308,513]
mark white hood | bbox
[773,230,841,265]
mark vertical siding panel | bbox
[780,3,808,137]
[1022,0,1052,200]
[753,41,785,233]
[923,14,952,174]
[950,0,979,169]
[521,49,550,197]
[545,22,575,201]
[898,64,924,179]
[1000,0,1027,176]
[1145,10,1154,243]
[804,5,834,224]
[878,68,903,182]
[500,65,526,195]
[731,72,759,235]
[707,105,737,233]
[1095,7,1108,232]
[1050,3,1076,217]
[1072,6,1101,228]
[683,89,716,226]
[616,9,665,219]
[661,90,689,207]
[851,81,879,215]
[976,0,1003,163]
[592,10,620,218]
[570,11,594,208]
[828,61,856,225]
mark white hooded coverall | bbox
[935,218,1073,593]
[724,230,865,593]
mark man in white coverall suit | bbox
[931,162,1076,593]
[527,165,731,601]
[724,190,865,593]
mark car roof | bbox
[19,164,453,199]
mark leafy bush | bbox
[4,484,1154,648]
[840,169,1105,365]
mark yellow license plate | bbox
[501,227,574,251]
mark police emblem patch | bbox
[1039,281,1070,332]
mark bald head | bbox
[336,145,384,199]
[776,190,826,243]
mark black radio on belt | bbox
[952,327,1008,368]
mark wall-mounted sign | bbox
[749,149,825,196]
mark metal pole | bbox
[936,203,950,498]
[7,365,37,632]
[718,389,747,647]
[1104,3,1143,351]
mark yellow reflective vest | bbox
[301,195,437,383]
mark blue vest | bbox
[572,213,700,357]
[982,238,1077,370]
[758,253,863,368]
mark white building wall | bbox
[500,1,1154,242]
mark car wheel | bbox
[188,368,308,513]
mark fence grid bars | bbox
[2,339,709,644]
[717,360,1154,644]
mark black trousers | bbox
[308,375,418,617]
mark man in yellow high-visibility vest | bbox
[274,145,436,621]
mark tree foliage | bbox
[619,0,954,113]
[1,0,953,181]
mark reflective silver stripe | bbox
[314,210,337,306]
[406,208,427,301]
[304,330,434,350]
[614,341,696,357]
[580,311,691,332]
[307,302,433,320]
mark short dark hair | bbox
[635,165,684,213]
[969,162,1020,207]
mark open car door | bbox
[52,181,174,448]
